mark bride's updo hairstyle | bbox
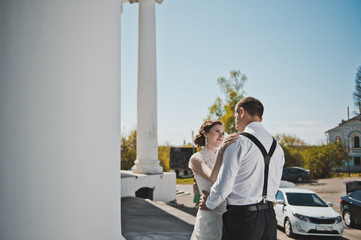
[194,120,223,147]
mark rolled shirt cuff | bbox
[205,200,216,210]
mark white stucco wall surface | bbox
[0,1,123,239]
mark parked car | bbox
[340,181,361,227]
[345,180,361,194]
[275,188,344,237]
[279,180,296,188]
[282,167,311,183]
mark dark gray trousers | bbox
[222,208,277,240]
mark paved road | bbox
[176,176,361,240]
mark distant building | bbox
[170,147,195,178]
[326,115,361,172]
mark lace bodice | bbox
[189,147,216,168]
[189,147,226,215]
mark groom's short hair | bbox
[236,97,264,118]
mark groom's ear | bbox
[202,190,210,196]
[239,107,246,117]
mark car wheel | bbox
[284,218,294,237]
[343,210,354,227]
[296,176,304,183]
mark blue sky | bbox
[121,0,361,146]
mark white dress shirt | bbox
[206,122,285,209]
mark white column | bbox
[0,1,124,239]
[132,0,163,174]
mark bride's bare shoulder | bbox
[190,152,202,163]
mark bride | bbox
[188,120,238,240]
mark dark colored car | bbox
[281,167,311,183]
[345,181,361,194]
[340,181,361,227]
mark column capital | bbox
[129,0,163,4]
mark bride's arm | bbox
[190,156,213,182]
[209,152,223,183]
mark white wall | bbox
[0,1,123,239]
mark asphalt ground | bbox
[121,176,361,240]
[121,196,196,240]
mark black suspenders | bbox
[240,132,277,203]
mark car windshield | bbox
[286,193,328,207]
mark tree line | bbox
[121,130,348,179]
[121,67,359,179]
[275,134,347,178]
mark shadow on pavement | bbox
[345,225,361,231]
[121,197,194,240]
[295,180,326,186]
[167,202,198,217]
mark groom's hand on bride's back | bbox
[199,190,210,210]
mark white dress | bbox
[189,147,226,240]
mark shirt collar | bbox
[244,121,263,132]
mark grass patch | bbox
[329,172,361,178]
[176,177,194,184]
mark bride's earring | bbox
[205,137,207,146]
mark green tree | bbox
[303,142,348,179]
[121,130,137,170]
[281,145,305,168]
[121,129,171,172]
[208,70,247,133]
[275,134,307,149]
[158,146,170,172]
[275,134,307,167]
[353,65,361,115]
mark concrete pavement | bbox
[121,192,197,240]
[121,179,361,240]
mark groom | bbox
[199,97,285,240]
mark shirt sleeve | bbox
[206,141,241,209]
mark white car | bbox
[275,188,344,237]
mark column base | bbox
[132,160,163,174]
[121,170,176,202]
